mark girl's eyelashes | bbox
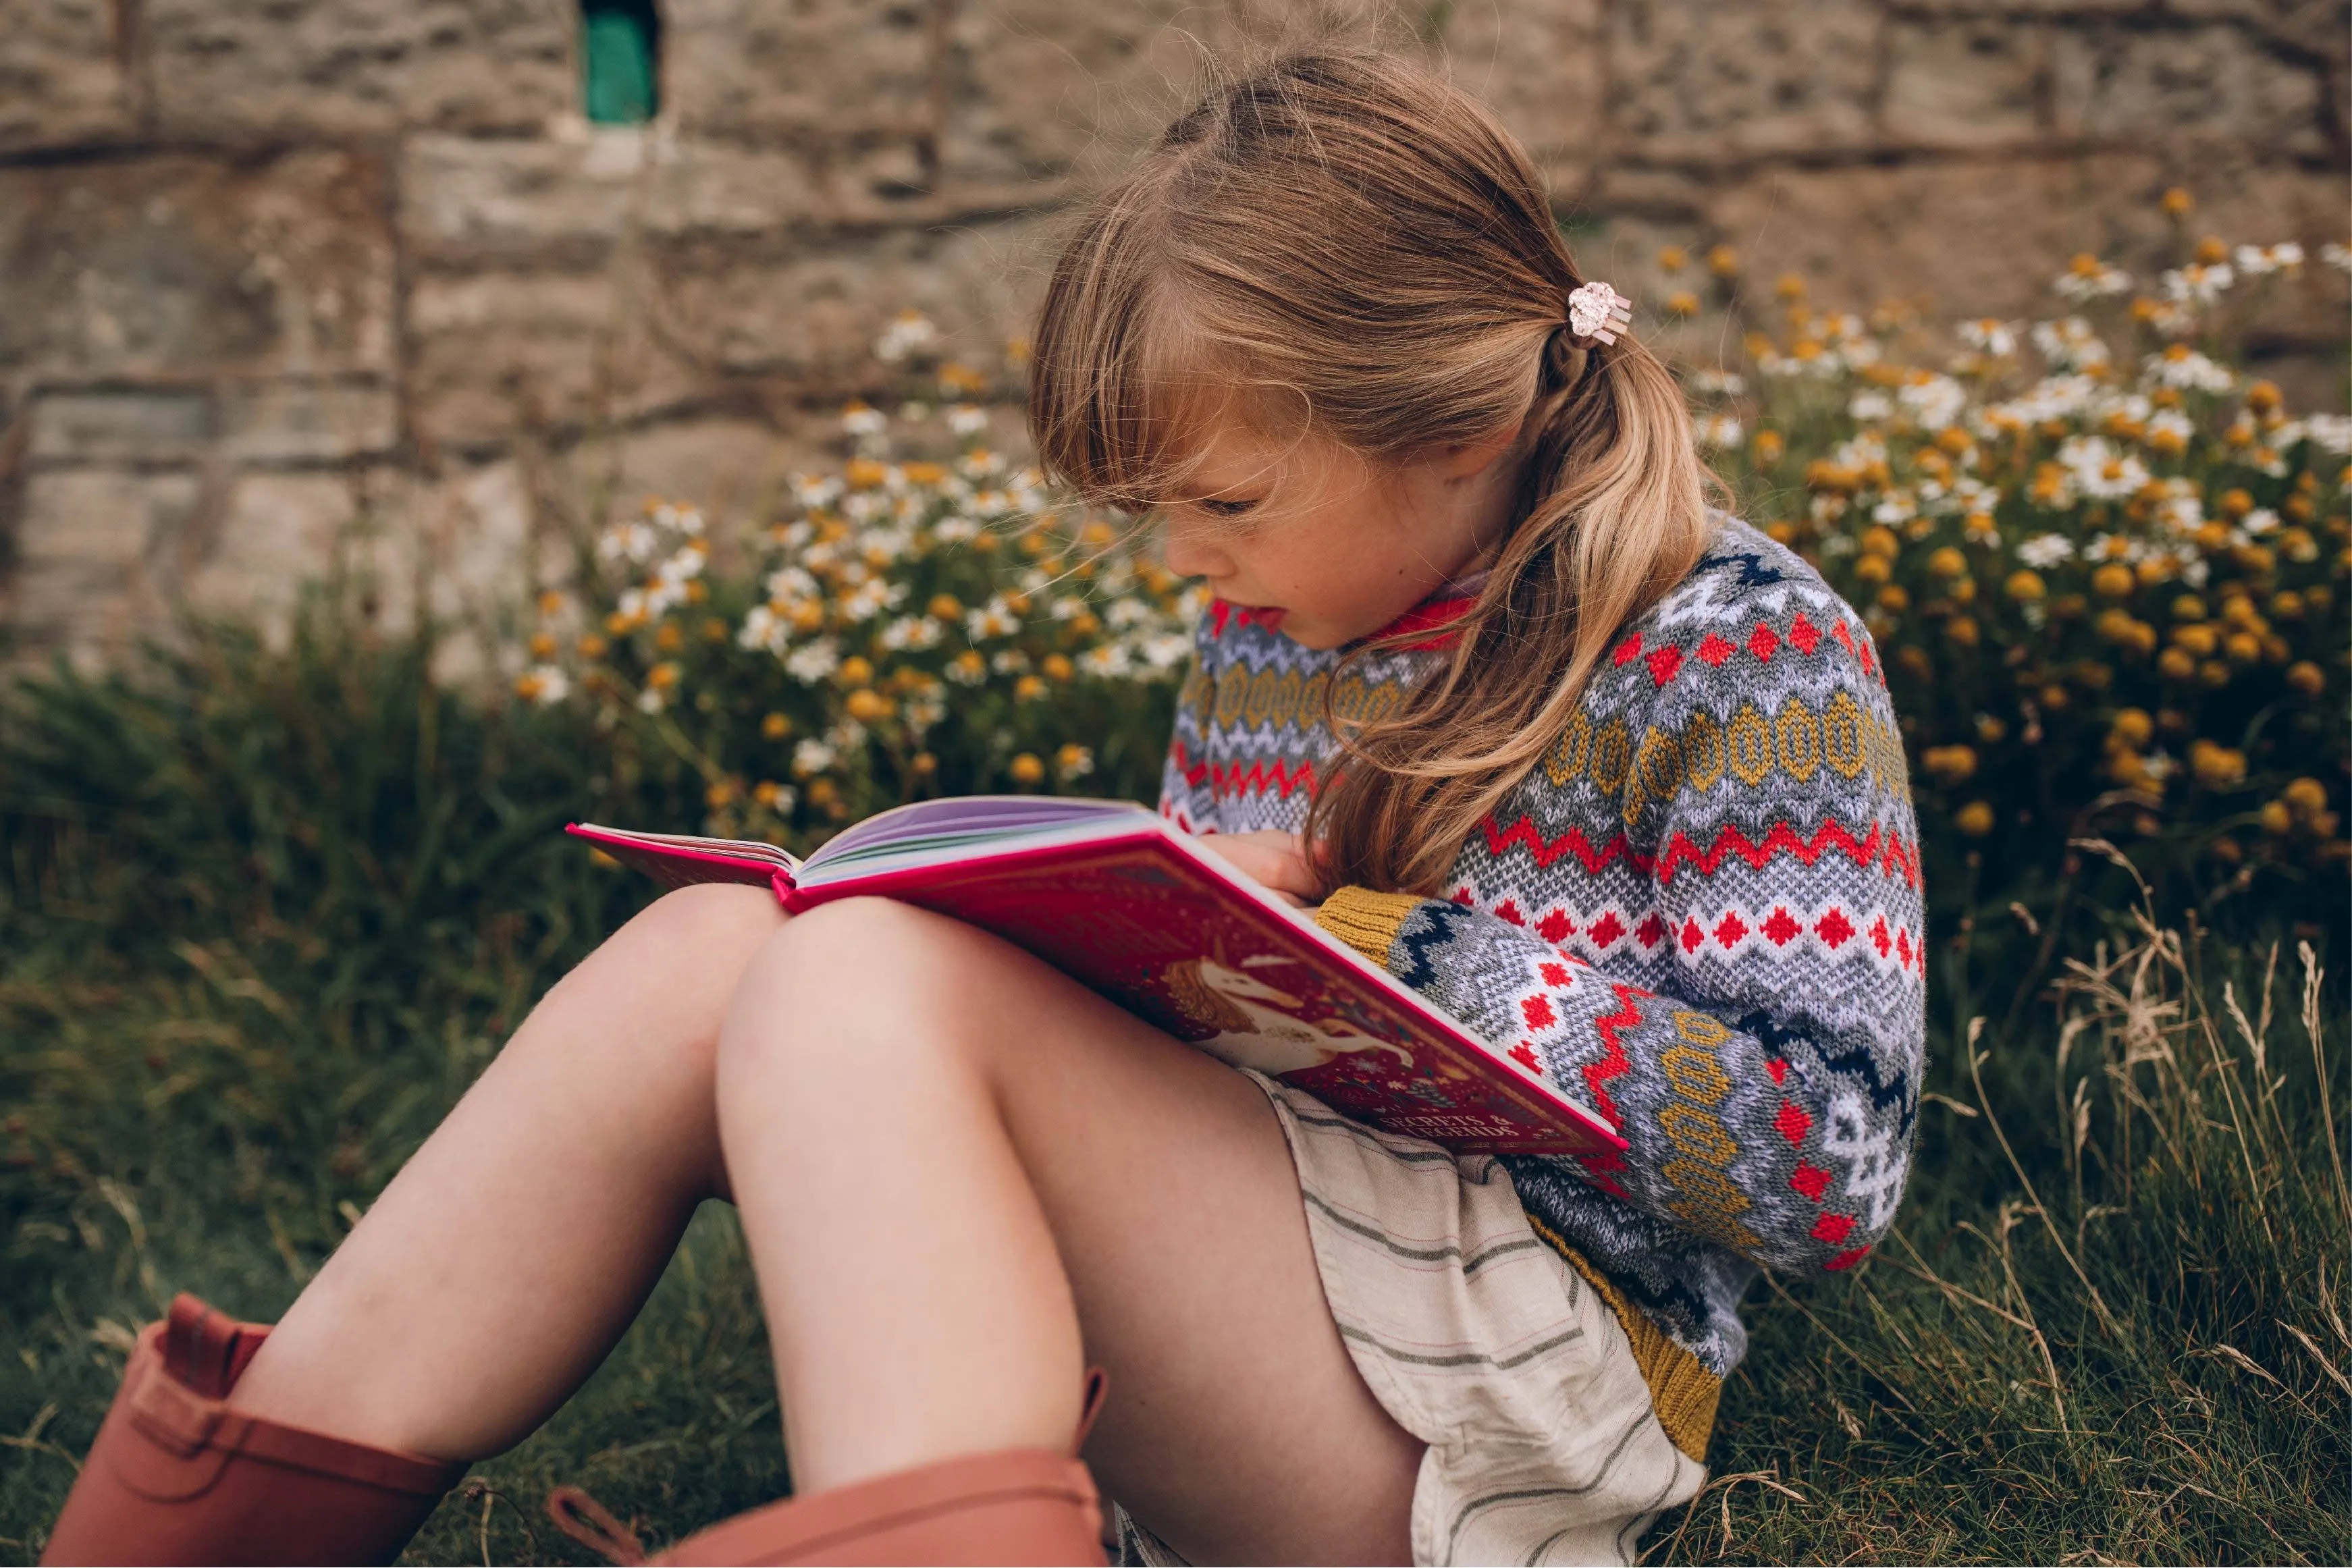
[1198,496,1262,518]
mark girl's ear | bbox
[1434,417,1528,479]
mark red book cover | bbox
[568,799,1624,1157]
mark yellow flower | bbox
[2260,800,2294,836]
[529,631,558,658]
[2223,631,2262,665]
[1875,584,1910,613]
[902,461,948,485]
[845,688,894,722]
[2246,379,2282,414]
[2108,751,2149,788]
[2218,487,2254,518]
[654,622,683,652]
[2194,235,2228,265]
[2039,683,2069,711]
[2170,595,2207,622]
[1657,245,1688,273]
[2171,623,2218,657]
[703,618,730,643]
[845,458,888,490]
[2158,647,2197,680]
[1774,272,1806,300]
[753,780,785,808]
[2108,707,2154,749]
[2004,570,2046,602]
[1928,547,1969,579]
[1707,245,1739,277]
[647,661,680,690]
[2197,659,2230,688]
[2160,186,2193,216]
[537,589,564,616]
[1923,745,1977,784]
[1665,290,1701,317]
[1753,429,1784,466]
[1009,753,1046,785]
[911,752,938,777]
[2068,252,2103,279]
[2187,740,2246,787]
[2097,557,2154,595]
[513,672,549,701]
[577,633,609,659]
[950,649,986,681]
[2285,777,2330,820]
[1853,554,1891,585]
[2287,660,2326,697]
[1041,653,1075,682]
[762,711,793,740]
[1859,525,1899,558]
[706,780,737,809]
[838,655,875,687]
[1956,801,1996,837]
[1013,674,1046,701]
[1944,615,1980,648]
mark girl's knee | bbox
[720,898,995,1071]
[629,881,789,961]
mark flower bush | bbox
[519,370,1196,848]
[522,208,2349,931]
[1679,208,2349,925]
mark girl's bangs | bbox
[1036,320,1246,514]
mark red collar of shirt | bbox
[1206,572,1485,651]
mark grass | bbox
[2,610,2347,1565]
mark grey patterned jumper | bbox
[1159,516,1927,1449]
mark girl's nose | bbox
[1160,515,1234,581]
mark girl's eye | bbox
[1199,497,1260,518]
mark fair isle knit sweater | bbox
[1160,516,1926,1456]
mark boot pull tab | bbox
[1071,1366,1108,1455]
[163,1294,267,1399]
[546,1486,650,1565]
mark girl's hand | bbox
[1196,830,1318,907]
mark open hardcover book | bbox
[568,798,1624,1157]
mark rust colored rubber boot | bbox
[41,1294,467,1567]
[548,1370,1111,1567]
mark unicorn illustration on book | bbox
[1160,954,1416,1077]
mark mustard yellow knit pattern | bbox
[1313,886,1426,966]
[1526,1214,1722,1463]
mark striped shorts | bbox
[1112,1072,1706,1567]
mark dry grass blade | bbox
[2197,1342,2284,1388]
[1967,1015,2121,1340]
[2278,1324,2351,1397]
[2298,942,2352,1235]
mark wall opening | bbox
[581,0,662,125]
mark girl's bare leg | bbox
[720,898,1422,1565]
[225,882,783,1460]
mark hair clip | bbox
[1565,280,1633,346]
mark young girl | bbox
[44,49,1925,1568]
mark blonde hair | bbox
[1030,49,1717,896]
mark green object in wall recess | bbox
[583,0,661,125]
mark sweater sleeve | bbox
[1156,612,1223,834]
[1314,634,1925,1279]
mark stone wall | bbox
[2,0,2345,666]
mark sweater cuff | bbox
[1314,886,1426,967]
